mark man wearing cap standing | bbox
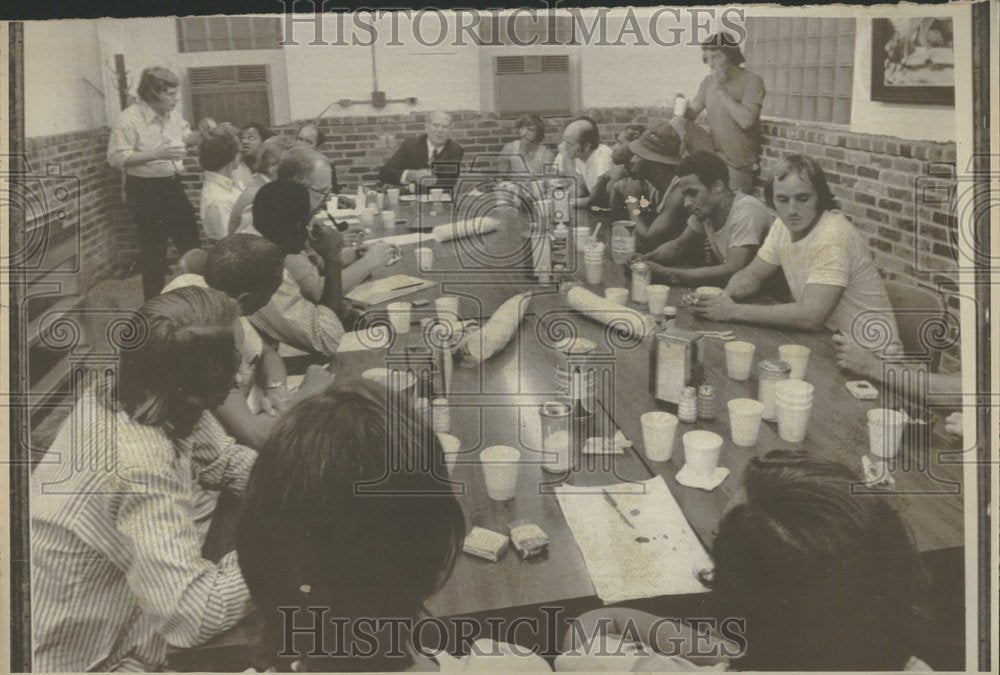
[672,32,765,194]
[554,117,614,208]
[618,121,688,250]
[637,151,772,286]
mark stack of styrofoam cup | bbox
[583,242,605,285]
[774,379,815,442]
[866,408,907,458]
[778,344,811,380]
[727,398,765,447]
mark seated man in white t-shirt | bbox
[553,117,614,208]
[164,233,332,448]
[638,151,772,286]
[694,155,900,346]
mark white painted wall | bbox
[24,21,107,136]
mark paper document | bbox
[556,476,712,603]
[345,274,436,306]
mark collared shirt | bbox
[228,174,271,236]
[249,267,344,357]
[200,171,245,240]
[107,100,191,177]
[554,144,614,194]
[400,139,447,184]
[30,394,256,672]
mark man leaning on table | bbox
[638,151,772,286]
[554,116,614,208]
[107,66,203,300]
[694,154,900,348]
[378,111,464,191]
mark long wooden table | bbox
[177,194,964,665]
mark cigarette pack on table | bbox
[462,527,510,562]
[508,520,549,559]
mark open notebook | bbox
[344,274,436,307]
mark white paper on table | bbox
[345,274,436,306]
[337,327,392,353]
[367,232,427,247]
[565,286,651,340]
[555,476,712,603]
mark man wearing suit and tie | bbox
[379,111,464,191]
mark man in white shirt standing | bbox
[198,124,245,242]
[107,67,201,299]
[695,154,900,348]
[554,116,614,208]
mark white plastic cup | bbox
[415,247,434,270]
[779,344,812,380]
[360,208,376,227]
[774,379,814,403]
[674,95,688,117]
[387,301,412,334]
[724,341,756,381]
[641,411,679,462]
[480,445,521,501]
[430,188,444,203]
[435,295,460,318]
[605,287,629,305]
[646,285,670,315]
[382,210,396,230]
[866,408,907,458]
[728,398,765,447]
[584,257,604,285]
[774,382,814,443]
[437,432,461,472]
[386,188,401,209]
[682,430,724,476]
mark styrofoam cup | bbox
[387,301,412,334]
[724,341,756,380]
[605,287,629,305]
[866,408,907,458]
[584,258,603,284]
[776,397,813,442]
[646,285,670,315]
[682,430,723,476]
[641,411,679,462]
[480,445,521,500]
[382,210,396,229]
[728,398,765,447]
[779,344,812,380]
[774,379,814,402]
[415,247,433,270]
[386,188,401,208]
[437,432,461,472]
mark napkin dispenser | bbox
[650,327,703,407]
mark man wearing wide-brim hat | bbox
[618,121,689,250]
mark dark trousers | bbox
[124,175,200,300]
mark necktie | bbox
[430,147,439,165]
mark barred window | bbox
[177,16,282,53]
[743,17,855,125]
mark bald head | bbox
[276,146,331,211]
[427,111,453,148]
[562,117,600,162]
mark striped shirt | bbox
[107,100,191,177]
[249,267,344,357]
[31,392,257,671]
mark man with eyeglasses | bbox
[378,111,464,192]
[554,117,614,208]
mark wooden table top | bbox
[190,195,963,654]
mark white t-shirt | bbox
[555,144,614,194]
[757,210,899,345]
[200,171,245,241]
[688,193,773,263]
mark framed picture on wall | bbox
[871,17,955,105]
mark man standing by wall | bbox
[107,67,202,300]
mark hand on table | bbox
[360,240,396,273]
[292,364,335,402]
[692,293,737,321]
[407,169,436,185]
[832,333,882,381]
[260,385,290,417]
[944,411,962,437]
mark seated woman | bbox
[557,450,932,671]
[694,154,900,347]
[30,286,257,671]
[236,382,551,671]
[499,114,556,176]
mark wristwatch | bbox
[264,381,286,390]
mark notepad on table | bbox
[345,274,436,307]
